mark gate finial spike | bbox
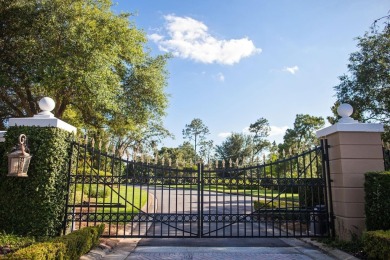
[105,141,110,153]
[91,138,95,149]
[263,154,266,164]
[84,135,88,145]
[98,140,102,151]
[236,158,239,167]
[112,146,115,156]
[154,154,158,165]
[215,160,218,169]
[169,158,172,167]
[222,159,225,168]
[161,157,165,166]
[125,150,130,161]
[229,159,232,168]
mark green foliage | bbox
[0,232,35,254]
[281,114,324,152]
[52,225,104,260]
[253,200,278,210]
[332,15,390,140]
[215,133,253,164]
[0,126,72,237]
[365,171,390,231]
[6,242,66,260]
[7,225,104,260]
[182,118,210,159]
[363,230,390,260]
[0,0,169,138]
[158,142,196,164]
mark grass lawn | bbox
[72,184,148,221]
[160,184,299,201]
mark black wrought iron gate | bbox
[64,139,333,238]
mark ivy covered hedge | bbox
[365,171,390,231]
[363,230,390,260]
[0,126,72,237]
[7,224,105,259]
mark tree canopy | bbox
[215,133,253,165]
[182,118,210,159]
[0,0,170,143]
[332,15,390,139]
[281,114,324,152]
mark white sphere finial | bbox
[337,103,358,123]
[337,103,353,118]
[35,97,55,118]
[38,97,55,112]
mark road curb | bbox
[299,238,359,260]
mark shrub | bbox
[7,242,66,260]
[363,230,390,260]
[365,171,390,231]
[6,224,104,260]
[0,232,35,254]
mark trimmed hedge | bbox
[7,242,66,260]
[0,126,72,237]
[365,171,390,231]
[7,224,105,260]
[363,230,390,260]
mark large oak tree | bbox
[0,0,170,146]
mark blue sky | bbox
[112,1,388,147]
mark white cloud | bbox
[149,14,261,65]
[218,132,232,138]
[269,125,289,137]
[283,66,299,74]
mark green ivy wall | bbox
[0,126,72,237]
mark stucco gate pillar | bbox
[316,104,384,241]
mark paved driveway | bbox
[125,237,334,260]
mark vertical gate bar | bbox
[145,162,150,237]
[79,142,88,231]
[159,165,163,237]
[250,166,253,237]
[189,167,192,236]
[175,167,178,237]
[95,146,102,227]
[152,163,156,237]
[123,156,130,237]
[243,166,247,237]
[168,163,171,237]
[236,168,239,237]
[257,164,261,237]
[130,162,135,237]
[197,163,202,238]
[222,168,226,237]
[102,148,108,235]
[229,168,233,236]
[210,167,213,236]
[182,168,185,237]
[63,141,75,235]
[86,145,93,228]
[116,155,121,237]
[108,150,115,236]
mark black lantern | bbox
[7,134,32,177]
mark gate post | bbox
[316,104,384,241]
[0,97,76,237]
